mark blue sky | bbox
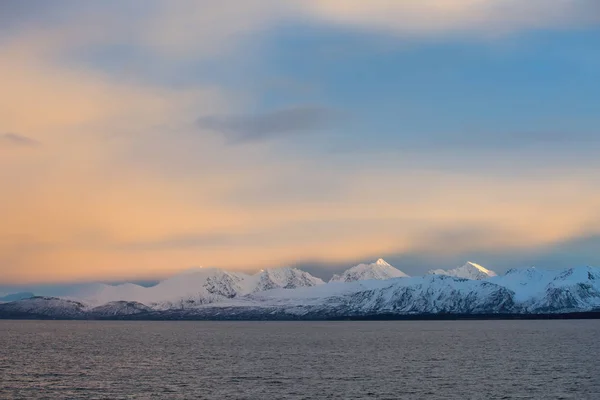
[1,1,600,288]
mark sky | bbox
[1,0,600,287]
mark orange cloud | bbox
[2,154,600,284]
[1,2,600,284]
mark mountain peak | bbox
[253,267,324,292]
[465,262,495,275]
[428,262,497,280]
[330,259,409,283]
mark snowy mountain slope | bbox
[250,267,325,292]
[70,282,148,306]
[0,297,87,318]
[247,279,377,308]
[330,259,409,283]
[89,301,152,317]
[338,275,516,315]
[70,266,324,309]
[146,268,252,309]
[428,262,497,280]
[490,266,600,312]
[245,275,515,315]
[487,267,556,302]
[74,268,252,309]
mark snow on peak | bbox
[252,267,325,292]
[428,262,497,280]
[330,259,409,283]
[465,261,496,276]
[375,258,391,267]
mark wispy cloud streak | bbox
[0,133,39,147]
[198,106,334,143]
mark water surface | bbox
[1,320,599,399]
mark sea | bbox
[1,320,599,399]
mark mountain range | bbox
[1,260,599,320]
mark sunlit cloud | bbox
[2,160,600,284]
[0,1,599,284]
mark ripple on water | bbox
[1,320,599,399]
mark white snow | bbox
[489,265,600,305]
[249,267,325,292]
[428,261,497,280]
[330,258,409,283]
[0,296,87,317]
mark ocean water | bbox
[1,320,599,399]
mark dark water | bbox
[1,320,599,399]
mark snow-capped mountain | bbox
[335,275,516,315]
[0,297,87,318]
[144,268,250,309]
[428,262,497,280]
[68,266,324,309]
[251,267,325,292]
[90,301,153,317]
[330,259,409,283]
[532,266,600,312]
[489,266,600,312]
[1,265,599,320]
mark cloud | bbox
[198,106,334,143]
[3,1,597,63]
[118,233,236,251]
[416,131,600,150]
[1,0,599,285]
[3,160,600,284]
[0,0,58,31]
[0,133,39,147]
[302,0,600,37]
